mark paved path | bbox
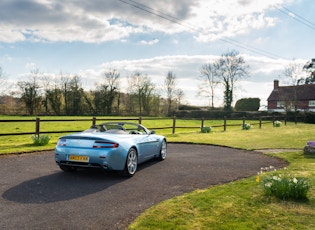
[0,144,287,229]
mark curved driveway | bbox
[0,144,287,229]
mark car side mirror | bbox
[150,130,156,135]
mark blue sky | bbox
[0,0,314,106]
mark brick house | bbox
[267,80,315,112]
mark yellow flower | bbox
[256,176,261,183]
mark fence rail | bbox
[0,116,290,137]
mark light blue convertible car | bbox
[55,122,167,177]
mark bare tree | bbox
[141,79,156,115]
[17,69,42,115]
[283,62,304,86]
[125,76,137,114]
[164,71,177,115]
[60,73,71,115]
[44,75,63,115]
[104,69,120,114]
[282,62,304,112]
[93,69,120,115]
[174,89,184,110]
[216,50,249,111]
[61,74,85,115]
[127,72,156,115]
[198,62,220,108]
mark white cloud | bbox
[0,27,26,43]
[191,0,288,42]
[140,38,159,45]
[0,0,293,43]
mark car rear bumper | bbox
[54,147,127,171]
[57,160,109,169]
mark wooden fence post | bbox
[223,116,227,131]
[242,117,245,128]
[139,116,142,124]
[35,117,40,136]
[172,115,176,134]
[201,117,204,131]
[259,117,262,129]
[92,117,96,126]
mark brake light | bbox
[93,141,119,149]
[57,139,66,147]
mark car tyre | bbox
[158,139,167,161]
[59,165,77,172]
[122,148,138,177]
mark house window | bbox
[309,100,315,107]
[277,101,285,108]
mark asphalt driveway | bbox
[0,143,287,229]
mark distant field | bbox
[0,115,271,134]
[0,115,312,154]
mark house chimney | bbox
[274,80,279,89]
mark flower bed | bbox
[256,167,311,200]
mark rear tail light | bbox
[93,141,119,149]
[57,139,66,147]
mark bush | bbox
[304,112,315,124]
[201,126,212,133]
[273,120,281,127]
[234,97,260,111]
[242,123,251,130]
[31,135,51,146]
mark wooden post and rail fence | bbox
[0,115,293,137]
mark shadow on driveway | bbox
[2,170,125,203]
[2,159,160,204]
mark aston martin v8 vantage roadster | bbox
[55,122,167,177]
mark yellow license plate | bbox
[69,155,89,162]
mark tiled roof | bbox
[267,84,315,101]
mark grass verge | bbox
[129,151,315,229]
[128,123,315,229]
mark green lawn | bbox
[166,122,314,150]
[0,115,265,154]
[129,123,315,230]
[129,150,315,229]
[0,116,315,229]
